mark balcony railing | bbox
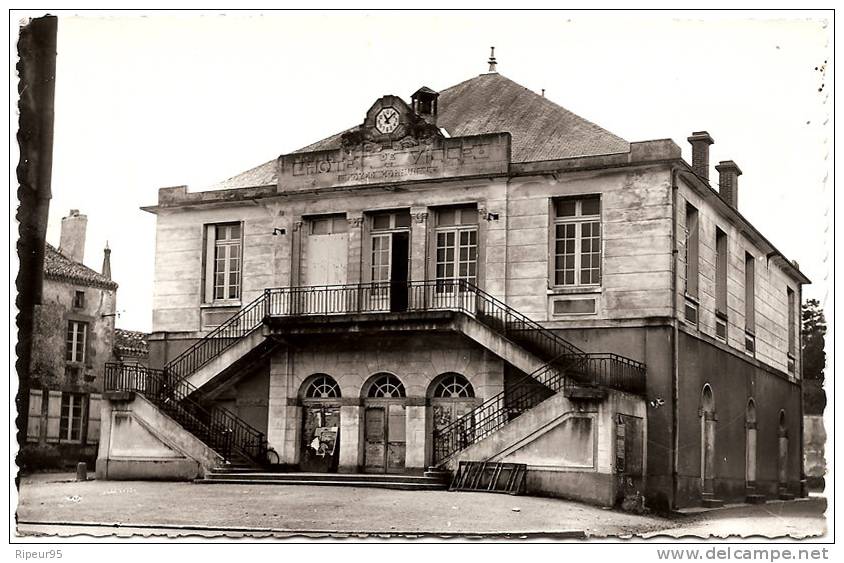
[164,280,646,396]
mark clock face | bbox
[375,107,400,134]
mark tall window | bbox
[211,223,242,301]
[59,392,85,442]
[787,287,796,360]
[371,234,391,286]
[715,228,728,341]
[435,206,478,289]
[715,227,728,315]
[65,321,87,363]
[553,196,601,286]
[685,204,699,297]
[745,252,755,332]
[370,210,410,289]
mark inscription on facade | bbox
[279,133,510,191]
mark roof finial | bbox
[488,46,497,73]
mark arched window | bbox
[701,384,715,413]
[367,374,406,398]
[303,374,341,399]
[433,373,475,398]
[746,399,757,424]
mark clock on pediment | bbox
[340,94,443,151]
[375,107,400,134]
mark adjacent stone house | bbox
[99,59,808,510]
[22,210,118,469]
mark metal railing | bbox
[166,291,269,381]
[105,362,268,465]
[154,279,645,465]
[433,355,570,464]
[265,279,478,317]
[165,280,646,395]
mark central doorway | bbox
[299,374,342,473]
[363,373,407,473]
[370,210,410,313]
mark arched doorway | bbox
[700,384,716,495]
[429,373,476,463]
[299,374,341,473]
[745,399,757,487]
[363,373,407,474]
[778,410,789,489]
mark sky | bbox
[16,11,833,332]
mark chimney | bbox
[59,209,87,263]
[715,160,743,208]
[102,241,112,280]
[687,131,714,181]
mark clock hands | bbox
[377,109,398,132]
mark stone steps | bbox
[701,493,724,508]
[745,494,767,504]
[196,471,451,491]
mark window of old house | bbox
[59,392,85,442]
[715,227,728,341]
[745,252,756,353]
[432,373,474,398]
[787,287,796,373]
[304,374,342,399]
[367,374,406,398]
[311,214,349,235]
[552,195,601,287]
[685,204,699,298]
[435,206,478,290]
[65,320,87,363]
[203,222,243,302]
[73,290,85,309]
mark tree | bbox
[802,299,826,415]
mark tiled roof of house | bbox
[210,72,629,190]
[114,328,149,358]
[43,243,118,290]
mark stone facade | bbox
[23,218,118,470]
[136,73,807,509]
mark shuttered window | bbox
[59,392,85,443]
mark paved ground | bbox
[13,473,827,539]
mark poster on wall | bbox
[309,426,338,457]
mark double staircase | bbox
[105,280,646,473]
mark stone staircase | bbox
[197,469,450,491]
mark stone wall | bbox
[150,164,678,335]
[22,277,116,469]
[677,176,802,378]
[262,332,504,472]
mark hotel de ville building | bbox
[98,53,809,511]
